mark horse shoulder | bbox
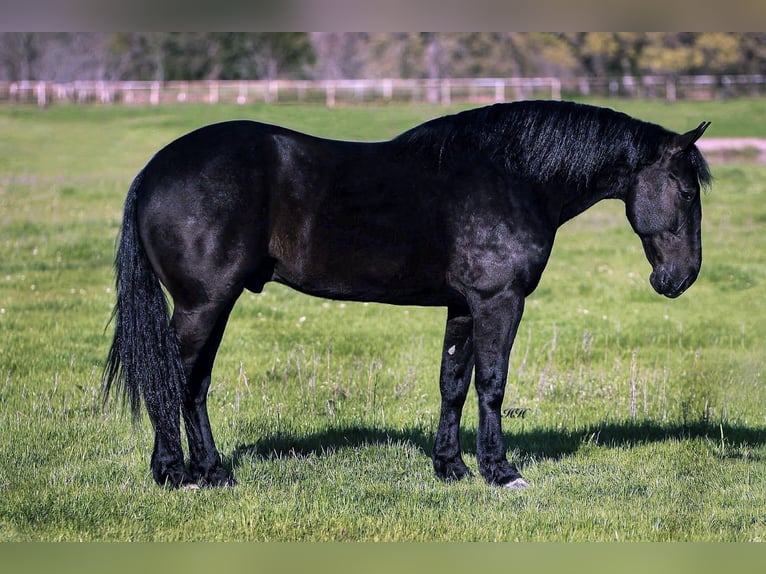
[446,179,556,299]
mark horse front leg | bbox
[469,290,529,489]
[433,305,475,481]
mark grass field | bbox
[1,98,765,541]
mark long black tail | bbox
[102,169,185,425]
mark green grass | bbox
[1,99,765,541]
[579,97,766,137]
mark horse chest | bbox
[448,216,553,298]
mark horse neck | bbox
[550,163,633,227]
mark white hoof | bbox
[181,483,201,491]
[503,477,530,490]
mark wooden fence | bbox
[2,75,766,108]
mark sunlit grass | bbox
[0,101,765,541]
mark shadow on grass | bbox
[230,419,766,471]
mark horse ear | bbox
[674,121,711,151]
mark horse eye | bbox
[671,175,695,201]
[678,188,694,201]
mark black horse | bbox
[103,100,711,489]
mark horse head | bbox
[626,121,711,298]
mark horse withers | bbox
[103,100,711,489]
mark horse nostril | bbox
[650,268,669,294]
[650,266,698,299]
[650,267,685,298]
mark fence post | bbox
[666,78,676,102]
[208,81,219,104]
[440,79,451,105]
[326,81,336,107]
[426,79,439,104]
[36,81,47,108]
[382,79,393,100]
[551,78,561,100]
[494,79,505,103]
[237,82,247,104]
[150,82,160,105]
[623,75,635,97]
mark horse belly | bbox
[270,209,451,305]
[272,240,449,305]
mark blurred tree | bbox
[161,33,216,80]
[250,33,315,80]
[309,33,368,79]
[0,33,45,80]
[695,33,747,74]
[636,32,742,76]
[2,32,765,83]
[639,33,704,75]
[525,33,582,76]
[450,33,527,77]
[569,32,647,76]
[739,33,766,74]
[396,33,430,78]
[359,33,416,78]
[106,33,166,81]
[101,33,314,81]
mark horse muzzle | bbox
[649,265,699,299]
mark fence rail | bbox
[3,75,766,108]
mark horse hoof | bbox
[503,477,530,490]
[181,483,201,491]
[204,469,236,488]
[434,459,473,482]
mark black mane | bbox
[397,100,711,190]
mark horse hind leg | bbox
[148,403,193,488]
[175,258,275,486]
[173,295,240,487]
